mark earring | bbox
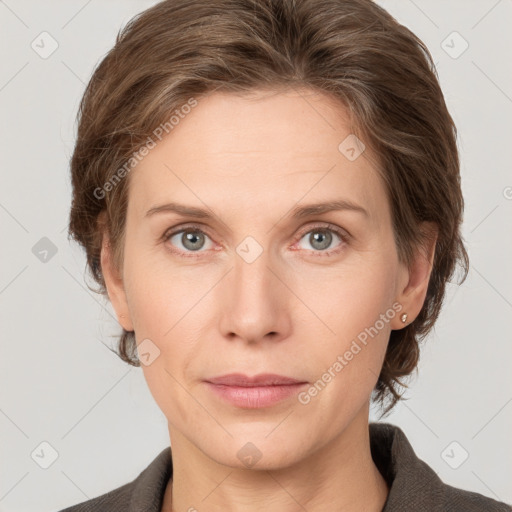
[401,313,408,323]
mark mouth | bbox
[203,373,308,408]
[205,373,306,387]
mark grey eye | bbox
[168,229,213,252]
[297,229,342,252]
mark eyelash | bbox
[162,222,350,259]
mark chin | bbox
[208,435,307,472]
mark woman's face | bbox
[105,88,415,469]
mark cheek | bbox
[302,257,396,341]
[301,260,396,398]
[123,246,193,337]
[139,361,197,430]
[297,297,391,433]
[124,261,202,420]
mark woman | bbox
[61,0,511,510]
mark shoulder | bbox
[58,482,132,512]
[56,447,173,512]
[437,480,512,512]
[370,422,511,512]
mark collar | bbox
[123,422,510,511]
[371,422,510,511]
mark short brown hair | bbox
[68,0,469,416]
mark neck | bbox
[162,406,389,512]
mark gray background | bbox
[0,1,511,510]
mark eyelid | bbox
[162,222,214,241]
[294,222,350,243]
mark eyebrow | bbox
[145,199,369,220]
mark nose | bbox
[218,244,292,345]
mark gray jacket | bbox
[58,422,511,511]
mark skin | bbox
[101,87,437,512]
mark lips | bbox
[204,373,308,408]
[204,373,306,387]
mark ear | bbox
[392,221,438,330]
[99,217,134,332]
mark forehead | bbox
[128,88,387,224]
